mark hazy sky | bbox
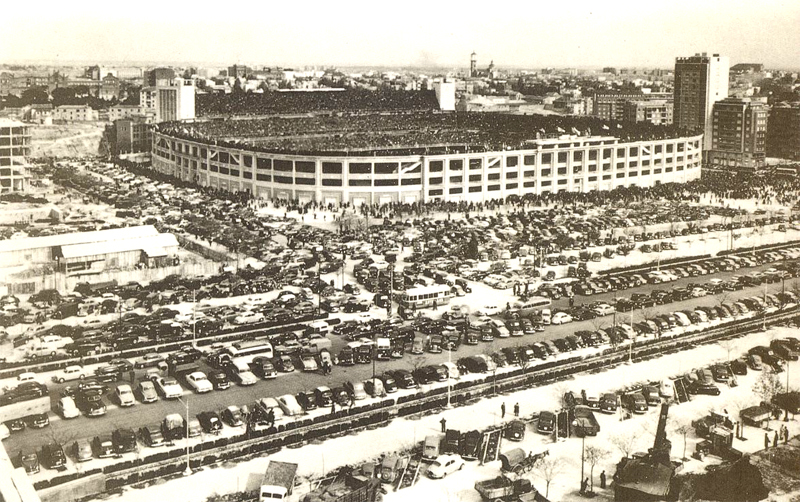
[2,0,799,69]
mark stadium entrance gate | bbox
[379,196,392,205]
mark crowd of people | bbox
[157,107,687,156]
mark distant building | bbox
[140,87,157,113]
[115,116,152,155]
[145,67,176,87]
[623,99,674,125]
[53,105,99,122]
[228,64,250,78]
[155,79,195,123]
[0,119,30,193]
[433,81,456,111]
[603,67,618,75]
[767,102,800,161]
[98,74,121,100]
[108,105,146,122]
[470,52,477,78]
[593,91,649,121]
[674,53,729,151]
[22,104,53,124]
[708,97,768,172]
[730,63,764,74]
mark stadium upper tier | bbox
[156,112,686,157]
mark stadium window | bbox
[506,172,518,179]
[617,148,625,157]
[256,174,271,182]
[219,152,230,164]
[641,170,650,176]
[588,176,597,182]
[629,147,638,156]
[274,175,293,184]
[629,171,638,177]
[257,158,272,170]
[200,163,207,171]
[588,165,597,172]
[557,179,567,185]
[524,170,536,178]
[469,174,482,182]
[616,162,625,170]
[557,152,568,163]
[349,179,371,187]
[375,179,398,186]
[655,145,663,153]
[506,156,518,167]
[429,160,443,172]
[402,162,421,173]
[676,156,683,163]
[603,149,612,159]
[667,144,674,153]
[654,158,662,165]
[541,153,552,164]
[322,162,342,174]
[603,175,611,180]
[449,159,463,171]
[375,162,399,174]
[242,171,252,179]
[677,143,685,152]
[295,177,315,185]
[677,166,684,171]
[573,166,582,174]
[573,151,583,162]
[616,172,625,178]
[243,155,253,168]
[469,158,483,170]
[469,186,483,192]
[429,189,443,196]
[296,161,316,173]
[541,168,551,177]
[229,169,239,177]
[488,184,501,191]
[541,180,552,186]
[219,167,229,175]
[642,160,650,166]
[506,183,518,189]
[666,167,673,172]
[488,173,500,181]
[322,178,342,186]
[588,150,598,161]
[557,167,567,175]
[654,168,662,174]
[429,177,443,185]
[274,159,293,172]
[201,148,207,157]
[401,178,421,185]
[523,181,536,188]
[349,163,372,174]
[523,155,536,166]
[450,176,463,183]
[629,161,638,168]
[449,187,463,194]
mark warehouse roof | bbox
[0,225,159,254]
[60,233,178,260]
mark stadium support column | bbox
[315,159,322,203]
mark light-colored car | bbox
[551,312,574,325]
[427,454,465,479]
[276,394,303,416]
[52,365,86,383]
[593,304,616,316]
[17,372,38,384]
[73,438,93,462]
[0,423,9,440]
[57,396,81,419]
[257,397,285,422]
[478,305,501,317]
[186,372,213,393]
[115,384,136,407]
[154,377,183,399]
[137,380,158,403]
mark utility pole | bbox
[178,396,191,476]
[192,288,197,348]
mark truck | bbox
[475,476,537,501]
[168,362,200,381]
[260,460,298,502]
[0,395,50,424]
[571,405,600,437]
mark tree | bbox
[675,424,692,461]
[584,446,608,493]
[753,368,785,428]
[535,456,564,498]
[409,354,428,373]
[465,233,480,260]
[718,338,737,362]
[610,431,637,459]
[517,342,531,375]
[232,78,245,95]
[21,86,49,104]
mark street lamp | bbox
[446,344,453,409]
[177,396,192,476]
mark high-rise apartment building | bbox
[155,79,195,123]
[767,102,800,161]
[674,53,729,152]
[0,119,30,193]
[708,97,768,172]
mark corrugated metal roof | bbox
[60,233,178,260]
[0,225,159,254]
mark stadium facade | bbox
[151,130,703,205]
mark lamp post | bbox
[446,344,452,409]
[192,288,197,349]
[177,396,192,476]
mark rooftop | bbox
[0,225,159,254]
[59,233,179,260]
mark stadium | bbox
[150,90,703,205]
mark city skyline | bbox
[2,0,800,70]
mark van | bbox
[540,309,552,325]
[454,278,472,293]
[305,321,330,338]
[423,434,442,460]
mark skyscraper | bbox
[155,79,195,123]
[708,97,768,173]
[674,53,729,152]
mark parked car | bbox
[56,396,81,419]
[40,442,66,469]
[185,372,213,393]
[112,428,137,454]
[427,454,465,478]
[197,411,223,434]
[52,365,86,384]
[153,376,183,399]
[18,451,39,473]
[221,406,244,427]
[114,384,136,407]
[139,424,165,447]
[72,438,93,461]
[92,434,116,458]
[136,380,159,403]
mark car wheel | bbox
[79,375,84,380]
[58,378,65,383]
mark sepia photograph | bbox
[1,1,800,501]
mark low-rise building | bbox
[53,105,99,122]
[108,105,146,122]
[623,99,674,125]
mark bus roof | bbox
[402,284,451,295]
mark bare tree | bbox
[715,291,731,308]
[535,455,564,499]
[584,446,609,493]
[409,354,428,373]
[517,342,531,375]
[674,424,692,461]
[610,431,637,459]
[718,338,738,362]
[753,368,785,408]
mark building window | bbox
[616,172,625,178]
[488,184,501,191]
[295,161,316,173]
[573,151,583,162]
[617,148,625,157]
[274,159,293,171]
[541,180,552,186]
[449,159,463,171]
[374,162,398,174]
[469,185,482,192]
[469,174,482,182]
[450,176,463,183]
[523,155,536,166]
[469,158,483,170]
[401,178,421,185]
[523,181,536,188]
[542,153,552,164]
[488,173,500,181]
[506,172,518,179]
[557,167,567,175]
[274,175,293,184]
[219,167,229,175]
[524,170,536,178]
[429,160,444,172]
[506,156,518,167]
[322,162,342,174]
[429,189,443,196]
[349,163,371,174]
[295,177,315,185]
[557,179,567,185]
[588,176,597,182]
[322,178,342,186]
[257,158,272,170]
[349,179,371,186]
[629,147,638,156]
[541,168,551,177]
[558,152,568,163]
[573,166,582,174]
[641,170,650,176]
[506,183,518,189]
[449,187,463,194]
[429,177,443,185]
[243,155,252,168]
[588,150,598,161]
[256,174,270,182]
[229,169,239,177]
[375,179,398,186]
[603,174,611,180]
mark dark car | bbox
[92,434,116,458]
[108,358,134,373]
[388,369,417,389]
[5,418,25,433]
[537,411,555,434]
[26,412,49,429]
[337,347,355,366]
[378,374,398,393]
[275,355,295,372]
[730,359,748,376]
[112,428,138,454]
[331,387,351,407]
[296,390,317,411]
[18,451,39,473]
[139,424,166,447]
[689,382,721,396]
[207,370,231,390]
[251,357,278,379]
[197,411,223,435]
[94,365,122,383]
[622,393,648,414]
[504,420,526,442]
[501,347,521,366]
[314,387,334,407]
[40,442,66,469]
[600,393,618,413]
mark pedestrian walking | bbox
[440,417,447,433]
[514,403,520,417]
[331,402,336,415]
[774,431,779,448]
[765,432,770,449]
[501,402,506,419]
[569,297,574,308]
[581,477,589,494]
[600,470,606,489]
[128,370,136,384]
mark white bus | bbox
[511,296,552,317]
[224,340,274,363]
[398,285,454,310]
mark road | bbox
[3,263,792,455]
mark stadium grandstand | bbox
[151,92,704,205]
